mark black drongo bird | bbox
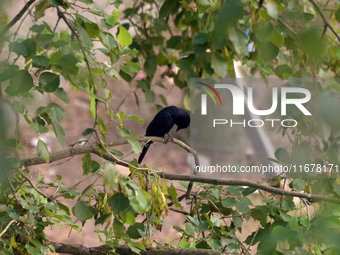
[138,106,190,164]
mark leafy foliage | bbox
[1,0,340,254]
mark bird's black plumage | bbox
[138,106,190,164]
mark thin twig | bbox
[56,7,99,127]
[309,0,340,43]
[50,173,97,200]
[19,137,340,204]
[18,167,50,199]
[0,0,37,40]
[0,220,16,238]
[169,207,190,215]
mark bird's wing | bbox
[145,111,175,137]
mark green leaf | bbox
[98,116,108,139]
[11,41,28,56]
[144,56,157,78]
[124,211,136,225]
[105,15,115,27]
[30,123,49,133]
[268,29,284,48]
[58,54,79,75]
[212,0,244,48]
[179,238,190,248]
[117,25,132,47]
[6,70,34,96]
[81,128,94,136]
[167,36,181,48]
[37,139,50,163]
[207,238,222,249]
[34,0,50,21]
[327,80,340,93]
[73,201,92,222]
[159,94,168,106]
[82,152,91,175]
[105,10,119,26]
[26,243,40,254]
[102,164,119,187]
[257,238,277,255]
[275,148,290,164]
[145,90,156,103]
[120,63,137,74]
[48,103,66,123]
[91,161,100,173]
[289,217,298,230]
[113,218,126,238]
[95,213,111,226]
[107,148,124,157]
[39,72,60,92]
[45,202,59,212]
[221,197,236,208]
[77,24,92,48]
[109,193,130,214]
[49,0,67,7]
[32,55,51,67]
[53,88,71,104]
[266,1,278,19]
[102,62,121,79]
[299,217,310,228]
[35,34,54,49]
[127,222,145,239]
[211,51,227,77]
[258,41,279,61]
[159,0,176,19]
[254,22,273,42]
[336,9,340,23]
[228,27,248,55]
[271,225,297,243]
[193,32,209,45]
[274,64,293,79]
[282,199,295,211]
[125,59,142,71]
[180,55,195,69]
[291,141,312,166]
[279,210,291,222]
[235,200,250,213]
[127,138,142,154]
[298,28,325,60]
[30,24,45,33]
[228,243,241,250]
[291,178,305,191]
[121,113,144,124]
[23,38,37,56]
[100,32,118,49]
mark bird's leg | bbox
[164,133,174,143]
[162,134,168,144]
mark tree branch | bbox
[20,137,198,168]
[50,242,226,255]
[19,137,340,204]
[309,0,340,42]
[0,0,36,40]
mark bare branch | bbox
[0,0,36,40]
[50,242,226,255]
[0,220,16,238]
[19,137,340,204]
[309,0,340,42]
[20,137,198,168]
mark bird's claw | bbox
[163,133,174,144]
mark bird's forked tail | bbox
[138,141,153,164]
